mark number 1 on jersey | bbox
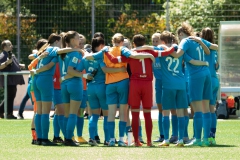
[140,59,146,74]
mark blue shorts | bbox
[155,79,162,104]
[80,90,87,109]
[189,74,212,102]
[162,88,188,110]
[61,80,83,103]
[53,89,62,106]
[33,75,53,102]
[210,77,219,105]
[88,83,108,110]
[106,79,129,105]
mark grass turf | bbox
[0,118,239,160]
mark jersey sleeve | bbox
[48,47,59,57]
[201,38,211,48]
[178,38,189,52]
[92,50,104,60]
[183,53,192,63]
[121,47,131,58]
[68,52,80,68]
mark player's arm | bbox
[57,48,85,56]
[189,60,209,66]
[209,44,218,50]
[189,36,210,54]
[30,61,55,76]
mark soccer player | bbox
[32,33,62,146]
[172,23,213,146]
[200,27,219,145]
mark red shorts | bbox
[128,80,153,109]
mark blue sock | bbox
[158,113,164,137]
[35,114,42,139]
[210,113,217,138]
[58,115,65,137]
[95,123,99,137]
[108,121,115,139]
[194,112,203,140]
[162,116,170,140]
[184,116,189,138]
[53,115,60,137]
[66,114,77,139]
[171,115,178,137]
[125,126,131,137]
[119,121,127,138]
[41,114,50,139]
[77,116,84,137]
[138,125,142,137]
[178,117,185,140]
[203,112,211,140]
[63,117,68,138]
[103,116,110,142]
[89,114,99,140]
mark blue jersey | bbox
[205,49,218,78]
[37,46,58,76]
[179,38,211,79]
[92,46,132,60]
[152,46,164,80]
[77,57,106,84]
[62,51,82,82]
[160,55,185,90]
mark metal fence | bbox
[0,0,240,65]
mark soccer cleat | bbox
[139,136,145,144]
[185,140,202,147]
[53,136,64,143]
[183,137,190,144]
[104,140,109,146]
[64,139,79,146]
[36,138,42,145]
[153,136,164,143]
[7,114,17,119]
[118,140,127,147]
[17,113,24,119]
[175,140,184,147]
[158,140,170,147]
[131,141,143,147]
[169,136,178,144]
[147,142,155,147]
[31,139,37,145]
[108,140,115,147]
[88,139,98,146]
[202,140,210,147]
[208,137,216,145]
[41,139,58,146]
[77,137,88,144]
[94,135,101,144]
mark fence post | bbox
[166,0,170,31]
[17,0,21,61]
[91,0,95,38]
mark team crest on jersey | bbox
[72,57,78,64]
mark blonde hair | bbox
[112,33,124,45]
[152,33,161,39]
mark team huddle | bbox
[27,22,219,147]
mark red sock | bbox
[131,111,140,143]
[143,112,152,143]
[31,128,37,140]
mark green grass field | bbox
[0,119,239,160]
